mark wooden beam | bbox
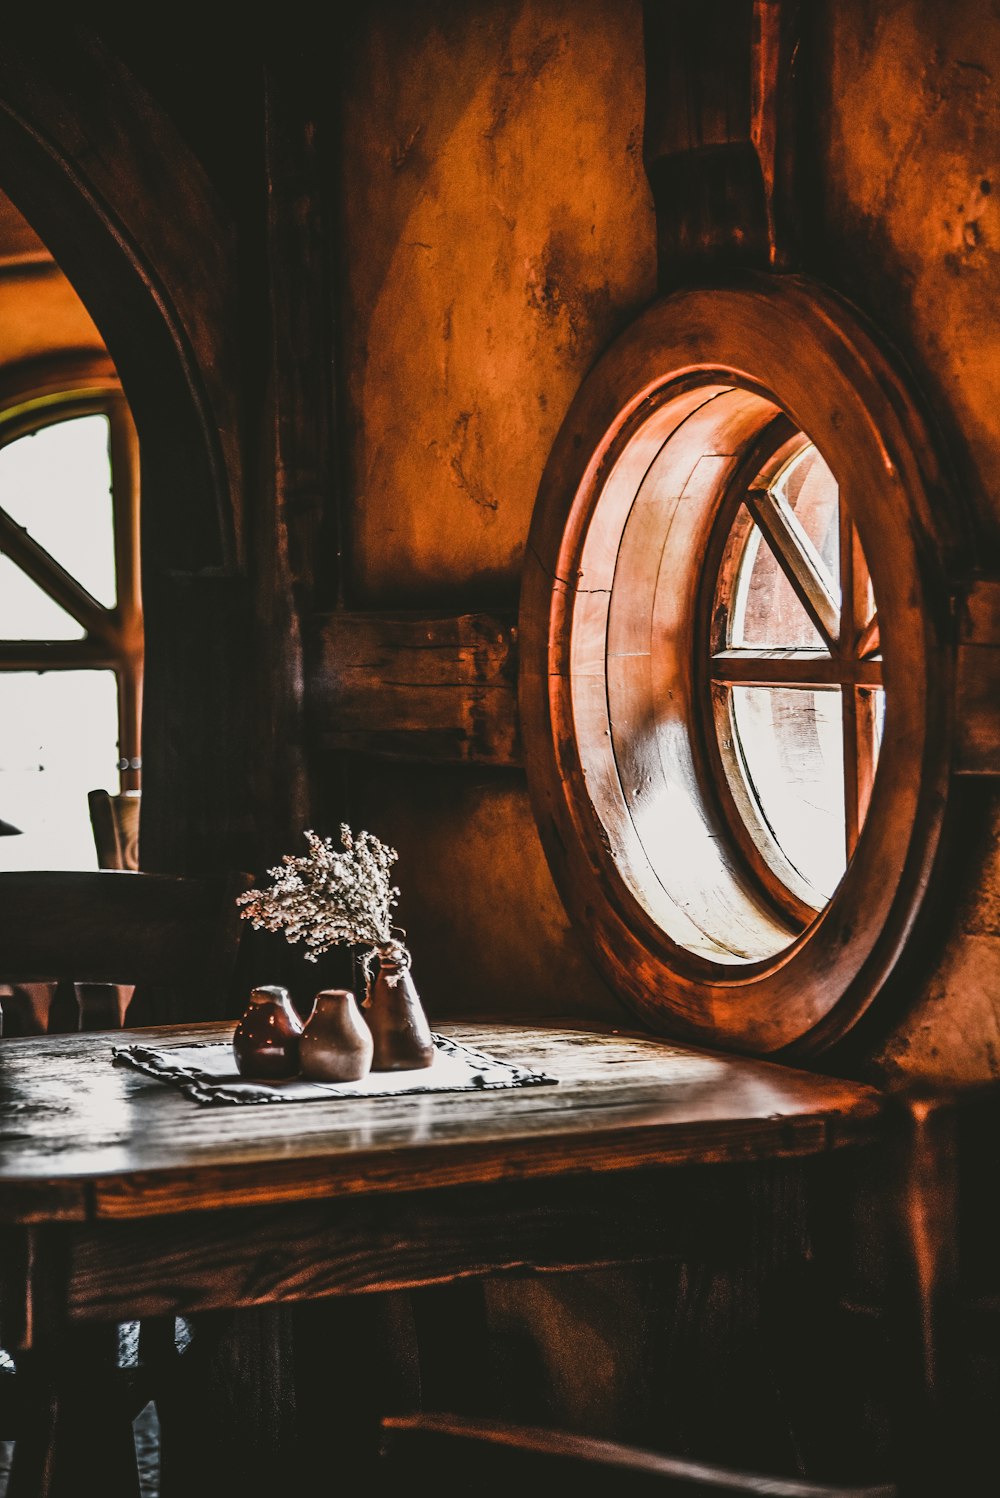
[308,612,520,766]
[642,0,804,285]
[65,1169,753,1324]
[955,578,1000,775]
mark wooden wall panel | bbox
[309,612,519,766]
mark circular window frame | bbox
[519,277,956,1058]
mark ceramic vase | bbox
[364,943,434,1072]
[233,984,303,1079]
[300,988,374,1082]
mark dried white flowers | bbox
[237,826,401,963]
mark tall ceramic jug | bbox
[364,941,434,1072]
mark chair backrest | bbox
[0,868,251,1031]
[88,787,142,870]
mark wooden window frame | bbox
[519,278,959,1058]
[699,418,883,929]
[0,358,142,794]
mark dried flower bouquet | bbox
[236,826,407,973]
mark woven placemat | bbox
[113,1032,558,1106]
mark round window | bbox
[519,279,956,1056]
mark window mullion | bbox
[712,649,882,688]
[745,486,840,646]
[0,639,119,669]
[0,503,114,641]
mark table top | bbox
[0,1020,885,1226]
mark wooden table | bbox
[0,1020,887,1494]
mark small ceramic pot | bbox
[300,988,374,1082]
[233,984,303,1079]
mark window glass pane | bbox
[731,685,846,900]
[0,556,85,639]
[730,514,827,650]
[0,415,116,607]
[774,445,840,589]
[0,671,119,871]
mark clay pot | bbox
[232,985,303,1079]
[300,988,374,1082]
[364,945,434,1072]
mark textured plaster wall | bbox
[339,0,656,606]
[336,0,655,1020]
[815,0,1000,1085]
[333,0,1000,1052]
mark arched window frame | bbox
[0,356,142,795]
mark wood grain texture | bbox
[64,1167,758,1324]
[0,1021,884,1227]
[642,0,805,283]
[309,612,520,765]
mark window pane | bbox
[731,685,846,900]
[0,671,119,871]
[0,415,116,607]
[774,444,840,589]
[730,514,827,650]
[0,556,85,639]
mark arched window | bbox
[0,364,140,869]
[520,280,956,1057]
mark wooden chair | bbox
[88,788,141,871]
[0,867,250,1033]
[376,1081,1000,1498]
[0,867,251,1495]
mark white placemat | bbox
[113,1032,558,1106]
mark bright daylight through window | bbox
[0,393,140,871]
[709,435,883,920]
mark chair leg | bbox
[7,1330,142,1498]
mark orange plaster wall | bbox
[815,0,1000,1086]
[338,0,657,608]
[334,0,655,1022]
[0,190,107,373]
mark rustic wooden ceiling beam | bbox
[642,0,804,285]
